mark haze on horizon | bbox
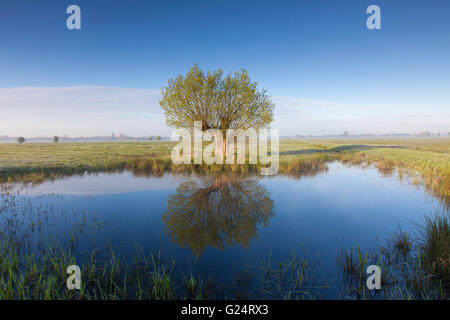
[1,1,449,137]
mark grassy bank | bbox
[1,138,448,204]
[337,211,449,299]
[0,215,448,300]
[0,241,326,300]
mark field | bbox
[0,138,448,205]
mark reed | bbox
[417,211,450,286]
[337,212,449,300]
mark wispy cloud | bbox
[0,86,447,137]
[273,113,450,135]
[0,86,161,114]
[0,87,165,137]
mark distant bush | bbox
[53,136,59,143]
[17,137,25,143]
[155,136,162,141]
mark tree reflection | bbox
[162,174,274,257]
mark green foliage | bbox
[17,137,25,144]
[155,136,161,141]
[53,136,59,143]
[159,64,274,133]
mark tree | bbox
[17,137,25,143]
[155,136,162,141]
[159,64,274,144]
[148,136,153,141]
[53,136,59,143]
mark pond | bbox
[2,162,445,298]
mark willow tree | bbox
[159,64,274,152]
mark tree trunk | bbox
[222,137,227,163]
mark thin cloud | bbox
[0,86,161,114]
[0,86,447,137]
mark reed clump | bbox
[285,155,333,177]
[337,211,449,300]
[418,211,450,286]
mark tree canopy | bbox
[159,64,274,133]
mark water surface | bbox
[8,162,444,295]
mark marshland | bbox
[0,138,448,299]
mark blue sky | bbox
[0,0,449,136]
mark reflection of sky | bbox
[24,171,181,195]
[255,163,442,280]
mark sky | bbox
[0,0,449,137]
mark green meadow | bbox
[1,138,448,173]
[1,138,448,204]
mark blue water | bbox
[13,162,443,291]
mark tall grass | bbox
[418,211,450,285]
[337,211,449,299]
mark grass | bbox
[391,227,413,258]
[0,222,447,300]
[1,138,448,205]
[418,211,450,283]
[337,211,449,299]
[0,240,327,300]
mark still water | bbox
[10,162,443,293]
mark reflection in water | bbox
[162,174,274,257]
[0,185,109,253]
